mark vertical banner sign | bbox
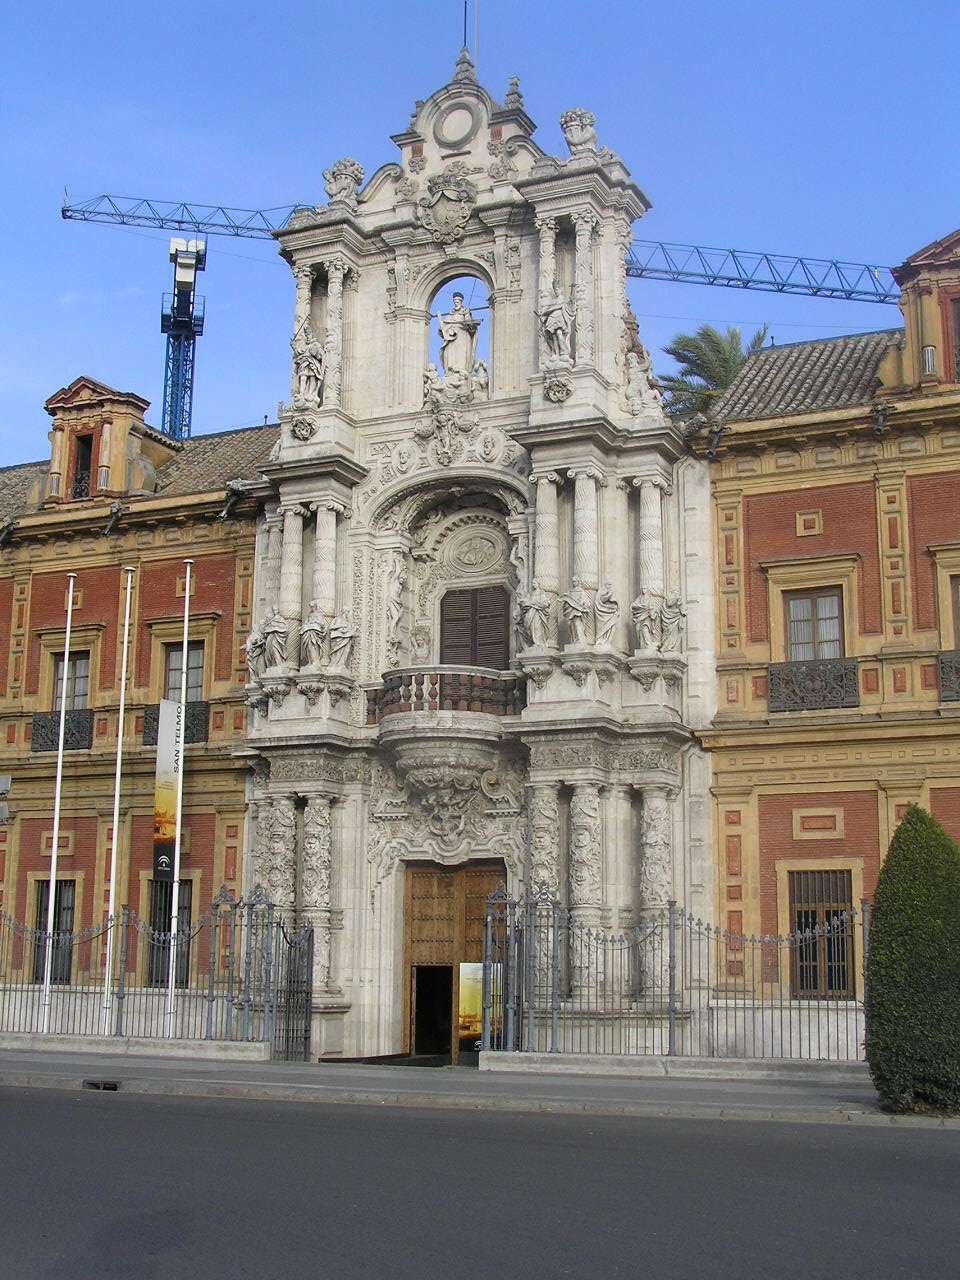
[152,699,183,881]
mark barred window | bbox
[164,642,204,703]
[33,879,76,983]
[147,879,193,987]
[785,588,843,662]
[788,869,854,998]
[53,651,90,712]
[439,587,510,669]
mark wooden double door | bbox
[403,860,506,1063]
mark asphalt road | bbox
[1,1086,957,1280]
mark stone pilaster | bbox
[536,215,557,366]
[322,259,346,408]
[528,783,561,894]
[569,783,603,996]
[311,501,342,620]
[532,471,562,645]
[301,795,333,994]
[573,211,596,365]
[261,510,284,618]
[639,786,674,996]
[254,795,297,915]
[279,504,307,667]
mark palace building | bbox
[693,228,960,1002]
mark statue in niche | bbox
[291,321,325,405]
[630,591,661,651]
[538,284,574,363]
[593,582,620,647]
[659,591,686,653]
[560,578,591,645]
[385,554,407,640]
[438,293,480,382]
[262,606,288,668]
[516,578,551,649]
[300,600,328,668]
[245,624,265,680]
[328,609,357,668]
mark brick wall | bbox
[757,790,881,935]
[26,566,121,696]
[743,482,882,644]
[0,576,13,696]
[906,472,960,631]
[135,554,238,688]
[129,811,218,918]
[929,787,960,845]
[14,815,100,928]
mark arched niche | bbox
[425,274,491,402]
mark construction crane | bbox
[160,238,206,440]
[61,193,901,436]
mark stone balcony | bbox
[366,667,526,725]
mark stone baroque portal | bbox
[243,50,715,1058]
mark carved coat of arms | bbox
[417,162,478,244]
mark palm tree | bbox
[658,323,768,420]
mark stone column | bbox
[301,795,333,995]
[279,504,307,668]
[536,215,557,366]
[570,466,603,591]
[635,478,665,597]
[573,211,596,365]
[532,471,561,646]
[322,258,346,408]
[608,480,632,650]
[260,510,284,619]
[291,265,314,400]
[569,783,603,996]
[639,786,674,999]
[311,501,342,620]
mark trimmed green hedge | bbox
[865,805,960,1113]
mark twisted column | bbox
[279,504,307,667]
[301,795,333,994]
[532,471,561,646]
[322,259,346,408]
[261,510,284,617]
[536,216,557,366]
[569,466,603,591]
[574,211,596,365]
[635,478,665,597]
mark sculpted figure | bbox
[438,293,480,380]
[559,107,598,156]
[300,600,328,668]
[625,345,662,415]
[385,554,407,639]
[423,362,443,407]
[323,156,365,210]
[245,624,265,680]
[630,591,661,651]
[516,578,551,649]
[473,358,489,397]
[539,284,574,362]
[560,577,591,645]
[328,609,357,668]
[262,606,288,668]
[593,582,620,647]
[291,321,325,404]
[659,590,685,653]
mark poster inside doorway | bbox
[458,962,483,1052]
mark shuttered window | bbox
[440,587,509,669]
[784,588,843,662]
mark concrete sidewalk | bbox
[0,1045,940,1127]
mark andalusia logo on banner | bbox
[152,699,183,882]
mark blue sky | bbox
[2,0,957,465]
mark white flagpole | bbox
[102,566,135,1034]
[166,558,192,1035]
[41,572,77,1035]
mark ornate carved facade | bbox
[243,53,715,1058]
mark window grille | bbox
[788,869,854,998]
[33,879,76,983]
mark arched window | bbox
[440,586,510,669]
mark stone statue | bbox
[631,591,661,651]
[291,321,325,405]
[539,284,574,363]
[438,293,480,381]
[516,578,551,649]
[245,624,265,680]
[473,358,489,398]
[385,554,407,639]
[323,157,365,211]
[625,346,662,415]
[422,363,443,408]
[560,577,591,645]
[660,591,685,653]
[559,107,598,156]
[262,606,288,669]
[593,582,620,647]
[328,609,357,668]
[300,600,328,668]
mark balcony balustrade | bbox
[366,667,525,725]
[938,651,960,703]
[31,710,93,752]
[768,658,859,712]
[142,701,210,746]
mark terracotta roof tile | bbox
[713,329,901,424]
[154,424,279,495]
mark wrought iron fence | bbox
[482,884,869,1062]
[0,885,313,1061]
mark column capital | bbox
[280,502,309,520]
[310,499,346,516]
[567,465,606,487]
[535,214,558,236]
[531,469,564,487]
[573,209,598,236]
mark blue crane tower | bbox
[160,237,206,440]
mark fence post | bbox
[525,893,535,1052]
[241,899,254,1042]
[263,904,276,1051]
[481,910,492,1052]
[860,897,870,1000]
[504,898,516,1053]
[114,907,128,1038]
[550,896,559,1053]
[667,899,677,1057]
[205,907,218,1041]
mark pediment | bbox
[893,228,960,284]
[44,375,149,415]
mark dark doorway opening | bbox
[413,965,453,1057]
